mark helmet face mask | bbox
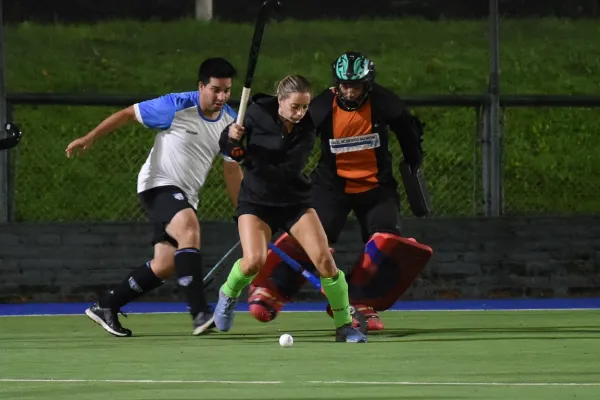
[332,51,375,111]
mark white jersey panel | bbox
[134,92,236,209]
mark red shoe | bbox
[325,304,384,331]
[354,305,384,331]
[248,285,285,322]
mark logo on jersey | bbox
[329,133,380,154]
[173,193,185,201]
[185,129,198,135]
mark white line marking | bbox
[0,378,599,387]
[310,380,600,387]
[0,378,281,385]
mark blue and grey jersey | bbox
[134,91,237,208]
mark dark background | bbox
[3,0,600,24]
[2,217,598,303]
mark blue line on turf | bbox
[1,298,600,316]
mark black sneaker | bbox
[335,323,368,343]
[192,310,216,336]
[85,303,132,337]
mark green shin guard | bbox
[321,270,352,328]
[221,259,257,298]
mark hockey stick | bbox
[236,0,282,125]
[267,241,368,333]
[202,240,241,286]
[223,0,281,160]
[267,242,323,291]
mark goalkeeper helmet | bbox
[331,51,375,110]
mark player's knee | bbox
[168,216,200,248]
[166,209,200,247]
[313,251,338,278]
[149,260,174,280]
[174,227,200,248]
[242,252,267,276]
[151,244,176,279]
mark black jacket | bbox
[219,94,316,207]
[308,83,424,194]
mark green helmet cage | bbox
[331,51,375,110]
[332,51,375,83]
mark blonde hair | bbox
[275,75,312,100]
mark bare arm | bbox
[223,160,243,208]
[87,106,137,141]
[66,105,137,157]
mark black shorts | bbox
[237,201,309,235]
[138,185,195,247]
[312,184,401,244]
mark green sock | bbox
[221,259,257,298]
[321,270,352,328]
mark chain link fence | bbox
[502,107,600,215]
[396,106,483,217]
[11,105,152,222]
[9,104,482,222]
[9,102,600,221]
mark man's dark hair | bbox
[198,57,237,85]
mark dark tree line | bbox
[3,0,599,24]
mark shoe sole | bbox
[214,319,233,332]
[335,335,368,343]
[214,313,235,332]
[85,308,130,337]
[192,315,216,336]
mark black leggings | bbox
[312,184,402,244]
[266,184,402,298]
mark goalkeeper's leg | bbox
[339,189,432,328]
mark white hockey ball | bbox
[279,333,294,347]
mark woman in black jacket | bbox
[216,75,367,343]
